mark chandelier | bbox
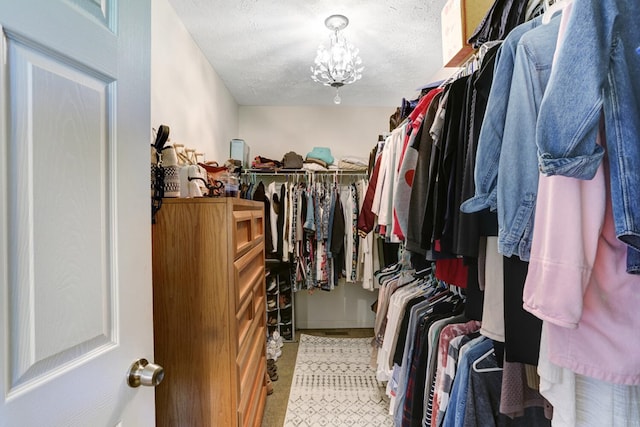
[311,14,364,104]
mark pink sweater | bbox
[523,134,640,385]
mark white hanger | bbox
[472,348,503,373]
[525,0,544,20]
[478,40,502,64]
[542,0,573,24]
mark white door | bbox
[0,0,155,426]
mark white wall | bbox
[238,106,392,163]
[295,283,378,329]
[151,0,238,162]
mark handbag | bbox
[151,125,170,223]
[175,145,207,198]
[197,162,227,197]
[161,145,180,198]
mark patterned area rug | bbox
[283,334,392,426]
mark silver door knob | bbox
[127,358,164,388]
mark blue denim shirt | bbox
[462,16,560,260]
[536,0,640,272]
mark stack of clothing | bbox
[251,156,282,170]
[338,156,368,172]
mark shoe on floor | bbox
[265,372,273,395]
[266,345,281,361]
[267,342,282,359]
[267,359,277,371]
[271,331,284,347]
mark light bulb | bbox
[334,92,341,104]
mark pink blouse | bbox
[523,134,640,385]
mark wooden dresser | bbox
[152,198,267,427]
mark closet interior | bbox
[149,0,640,426]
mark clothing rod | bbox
[241,169,368,176]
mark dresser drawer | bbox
[239,356,266,427]
[236,292,253,353]
[233,207,264,259]
[233,210,254,258]
[251,210,264,242]
[253,292,265,324]
[237,321,265,427]
[236,286,265,352]
[233,243,265,311]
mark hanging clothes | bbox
[393,89,443,242]
[246,172,369,292]
[461,14,560,261]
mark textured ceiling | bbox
[168,0,452,107]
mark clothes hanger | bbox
[525,0,545,20]
[414,265,432,277]
[472,348,503,373]
[542,0,572,24]
[448,284,467,299]
[477,40,502,65]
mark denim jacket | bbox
[536,0,640,272]
[461,17,542,215]
[462,16,560,260]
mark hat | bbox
[282,151,304,169]
[306,147,334,165]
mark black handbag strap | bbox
[153,125,170,153]
[152,125,170,224]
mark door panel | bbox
[8,35,115,390]
[0,0,153,425]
